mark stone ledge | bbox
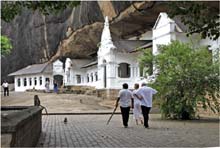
[1,106,43,147]
[1,106,43,133]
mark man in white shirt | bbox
[2,80,9,96]
[135,82,157,128]
[116,83,132,128]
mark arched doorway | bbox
[53,75,63,88]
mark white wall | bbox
[151,12,220,83]
[97,50,141,89]
[65,68,86,86]
[83,66,99,87]
[153,23,176,55]
[14,74,53,92]
[53,59,64,76]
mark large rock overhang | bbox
[49,1,219,62]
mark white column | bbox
[37,77,40,87]
[20,77,24,88]
[30,77,34,89]
[90,73,93,83]
[133,67,136,77]
[31,77,34,88]
[72,74,76,85]
[130,66,133,78]
[14,77,18,91]
[50,77,53,90]
[98,65,103,88]
[26,77,30,89]
[134,67,138,77]
[115,64,119,78]
[137,67,140,77]
[42,76,46,89]
[81,76,83,84]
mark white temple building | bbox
[152,13,219,56]
[151,13,219,78]
[64,14,219,89]
[9,60,64,92]
[64,16,150,89]
[9,13,219,92]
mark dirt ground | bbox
[1,91,116,113]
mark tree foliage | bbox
[1,35,12,56]
[144,41,219,119]
[1,1,80,56]
[168,1,220,40]
[139,48,153,76]
[1,1,80,22]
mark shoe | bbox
[124,126,128,128]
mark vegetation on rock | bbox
[1,1,80,22]
[168,1,220,40]
[1,35,12,56]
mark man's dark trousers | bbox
[141,106,151,128]
[4,87,9,96]
[120,106,130,127]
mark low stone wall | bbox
[64,86,121,100]
[1,106,43,147]
[97,89,120,100]
[26,85,122,100]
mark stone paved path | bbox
[37,114,219,147]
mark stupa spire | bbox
[100,16,115,48]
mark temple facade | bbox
[64,17,149,89]
[9,13,219,91]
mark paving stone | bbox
[36,114,219,147]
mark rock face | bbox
[1,1,132,82]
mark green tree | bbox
[1,1,80,55]
[1,35,12,56]
[139,48,153,77]
[143,41,219,119]
[168,1,219,40]
[1,1,80,22]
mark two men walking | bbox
[116,82,157,128]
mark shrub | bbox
[141,41,219,119]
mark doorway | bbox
[53,75,63,87]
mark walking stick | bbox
[106,103,118,125]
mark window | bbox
[95,72,98,81]
[91,73,93,82]
[76,75,81,84]
[24,78,27,86]
[17,78,21,87]
[34,77,37,85]
[45,77,50,82]
[39,77,42,85]
[118,63,130,78]
[29,78,32,86]
[87,74,89,82]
